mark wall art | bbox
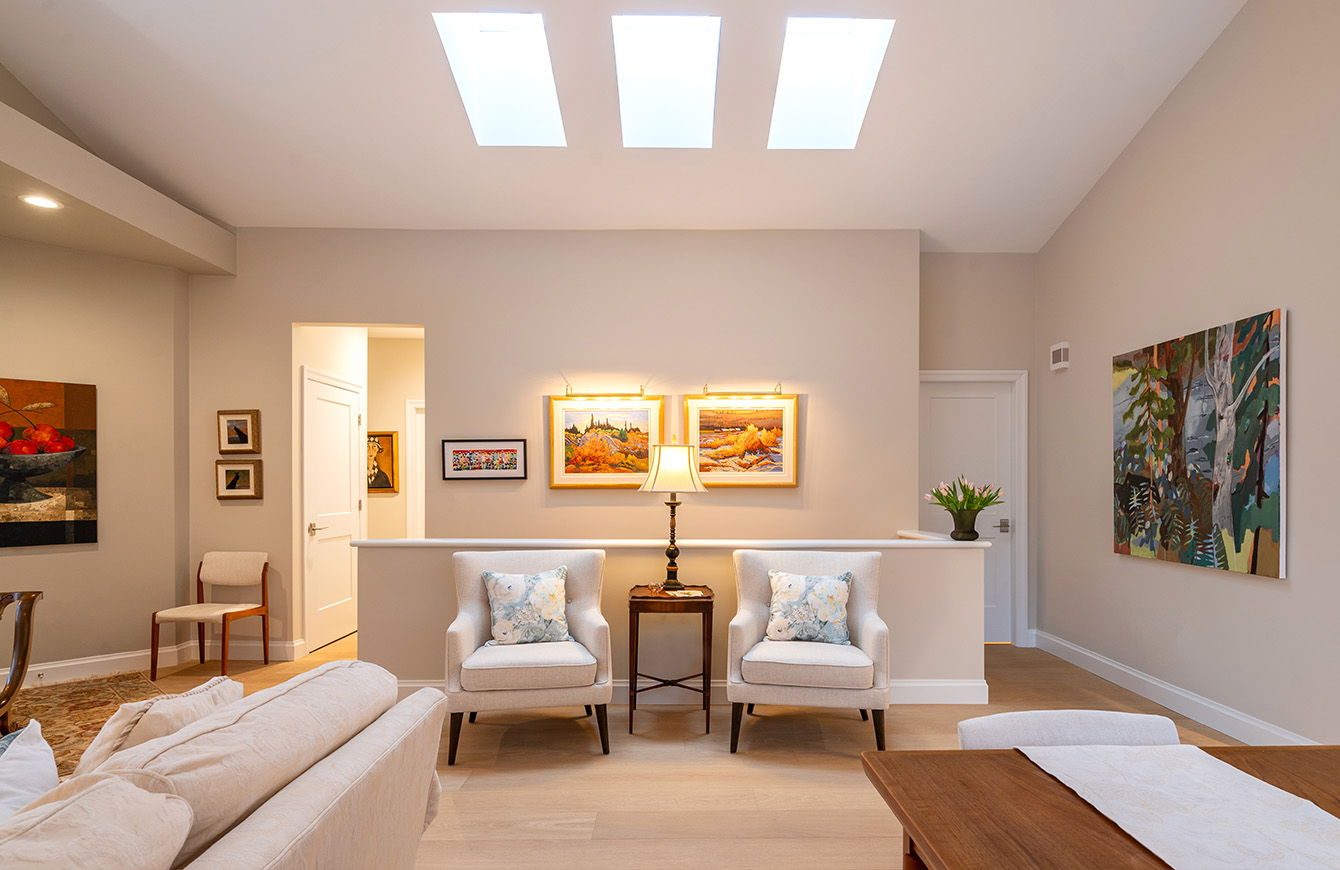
[217,409,261,454]
[0,377,98,548]
[216,459,263,499]
[443,439,527,480]
[367,431,399,493]
[684,394,799,487]
[549,395,663,488]
[1113,308,1285,577]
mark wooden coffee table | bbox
[628,585,713,734]
[861,745,1340,870]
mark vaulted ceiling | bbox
[0,1,1244,252]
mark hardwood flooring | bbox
[150,639,1238,869]
[148,633,358,696]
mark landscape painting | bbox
[549,396,663,488]
[685,394,798,487]
[1113,309,1284,577]
[0,377,98,548]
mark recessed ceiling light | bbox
[611,15,721,149]
[768,17,895,150]
[432,12,566,147]
[20,194,63,210]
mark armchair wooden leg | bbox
[448,712,464,765]
[585,704,593,717]
[860,708,869,721]
[747,703,755,715]
[730,702,744,753]
[220,618,230,677]
[261,614,270,664]
[595,704,610,755]
[468,711,477,724]
[197,623,206,665]
[150,618,161,681]
[872,708,886,751]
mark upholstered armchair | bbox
[728,549,889,753]
[957,709,1180,750]
[446,549,612,765]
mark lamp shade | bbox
[640,442,707,494]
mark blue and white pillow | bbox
[482,566,571,645]
[765,570,854,645]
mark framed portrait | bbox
[443,439,527,480]
[218,409,261,454]
[367,431,399,493]
[549,395,664,488]
[216,459,263,499]
[684,394,799,487]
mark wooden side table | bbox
[628,585,714,734]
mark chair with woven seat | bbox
[150,551,269,681]
[957,709,1180,749]
[446,549,611,765]
[727,549,889,753]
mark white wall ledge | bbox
[352,536,989,549]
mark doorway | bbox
[919,371,1029,645]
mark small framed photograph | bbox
[443,439,527,480]
[684,394,799,487]
[216,459,263,499]
[218,409,261,454]
[549,395,664,488]
[367,431,399,493]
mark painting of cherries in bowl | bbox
[0,413,88,504]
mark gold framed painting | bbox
[549,395,664,488]
[216,459,263,499]
[217,409,260,454]
[367,431,398,493]
[684,394,799,487]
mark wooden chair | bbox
[151,551,269,681]
[0,591,43,734]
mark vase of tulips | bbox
[924,477,1004,541]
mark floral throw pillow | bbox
[482,566,571,645]
[765,570,854,645]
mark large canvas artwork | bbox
[0,377,98,548]
[1113,309,1284,577]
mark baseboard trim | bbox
[890,679,990,704]
[1,638,304,689]
[1034,631,1314,746]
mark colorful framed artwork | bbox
[218,409,261,454]
[216,459,263,499]
[684,394,799,487]
[0,377,98,548]
[549,395,664,488]
[1113,308,1284,577]
[443,439,527,480]
[367,431,399,493]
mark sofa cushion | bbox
[0,773,193,870]
[741,640,874,689]
[482,566,571,644]
[0,720,58,821]
[461,641,597,691]
[765,570,854,644]
[100,660,397,865]
[74,676,244,776]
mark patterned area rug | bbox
[7,672,162,778]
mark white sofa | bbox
[0,660,447,870]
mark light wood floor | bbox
[148,633,359,695]
[151,640,1238,869]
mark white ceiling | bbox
[0,0,1244,252]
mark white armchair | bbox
[446,549,612,765]
[728,550,889,753]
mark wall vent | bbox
[1050,342,1070,371]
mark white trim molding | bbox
[1034,631,1315,746]
[889,679,990,705]
[354,537,990,550]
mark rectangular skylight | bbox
[432,12,566,147]
[767,17,895,150]
[611,15,721,148]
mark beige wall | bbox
[920,253,1036,372]
[367,338,424,539]
[1035,1,1340,741]
[189,229,921,650]
[0,236,190,661]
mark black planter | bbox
[949,509,981,541]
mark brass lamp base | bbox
[662,494,685,591]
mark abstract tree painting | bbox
[1113,309,1285,577]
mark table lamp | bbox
[639,436,707,591]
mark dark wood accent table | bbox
[628,585,713,734]
[862,745,1340,870]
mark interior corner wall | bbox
[188,228,920,649]
[367,338,424,539]
[1034,0,1340,741]
[919,253,1037,372]
[0,236,189,664]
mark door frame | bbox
[299,365,366,653]
[920,369,1030,646]
[405,399,426,538]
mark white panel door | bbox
[303,370,361,651]
[919,380,1015,642]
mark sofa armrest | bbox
[566,602,611,685]
[446,610,487,693]
[728,604,768,682]
[852,609,889,689]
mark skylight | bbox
[767,17,895,150]
[432,12,566,147]
[611,15,721,149]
